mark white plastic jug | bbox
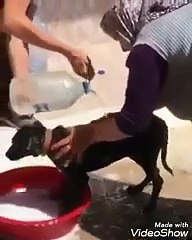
[9,71,92,115]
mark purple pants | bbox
[115,44,168,135]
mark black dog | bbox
[6,115,173,213]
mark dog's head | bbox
[6,121,46,160]
[6,121,72,162]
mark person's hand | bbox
[67,48,95,80]
[51,124,95,167]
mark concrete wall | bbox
[35,0,117,45]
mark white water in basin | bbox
[0,189,59,221]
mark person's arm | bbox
[3,0,73,58]
[51,45,166,163]
[4,0,95,80]
[92,45,167,143]
[8,36,29,79]
[8,2,33,80]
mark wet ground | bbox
[80,171,192,240]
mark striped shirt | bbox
[134,4,192,62]
[116,3,192,134]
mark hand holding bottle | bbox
[67,48,95,81]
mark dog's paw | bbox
[127,185,144,195]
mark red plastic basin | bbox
[0,166,91,240]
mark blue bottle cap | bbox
[97,69,105,75]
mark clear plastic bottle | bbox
[9,71,91,115]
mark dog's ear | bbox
[51,125,71,144]
[32,120,45,128]
[54,125,71,137]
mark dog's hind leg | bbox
[126,153,154,195]
[128,145,163,213]
[127,174,151,195]
[143,166,163,214]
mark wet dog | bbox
[6,115,173,213]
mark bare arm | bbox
[8,36,29,79]
[3,0,95,80]
[8,2,33,80]
[3,0,73,58]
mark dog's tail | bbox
[160,119,174,176]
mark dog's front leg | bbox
[56,165,89,214]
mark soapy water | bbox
[0,189,84,240]
[0,189,59,221]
